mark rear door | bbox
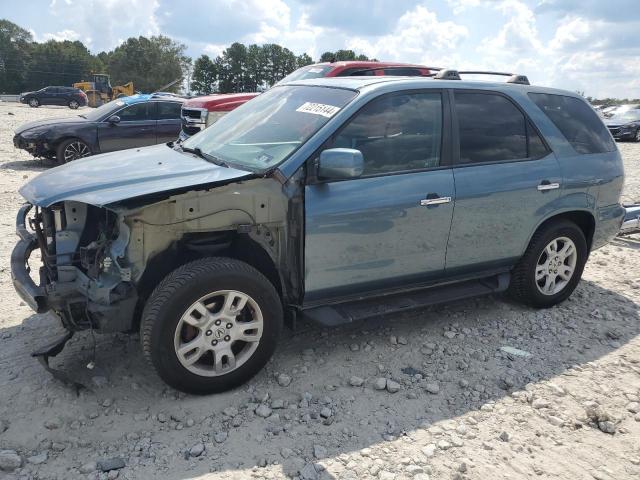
[39,87,58,105]
[445,90,561,275]
[97,101,156,152]
[304,90,455,302]
[154,101,183,143]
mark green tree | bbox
[0,19,33,93]
[191,54,219,94]
[107,35,188,92]
[27,40,102,90]
[319,50,371,62]
[296,53,314,68]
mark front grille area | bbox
[608,127,620,135]
[182,108,205,122]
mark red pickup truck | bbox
[179,61,432,139]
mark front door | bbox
[304,90,455,303]
[97,101,157,153]
[445,90,562,274]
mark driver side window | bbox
[118,103,150,121]
[328,92,443,176]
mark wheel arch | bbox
[132,231,283,331]
[526,209,596,253]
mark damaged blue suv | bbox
[12,71,624,394]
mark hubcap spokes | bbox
[174,290,264,377]
[64,142,89,161]
[535,236,577,296]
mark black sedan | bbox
[13,94,184,164]
[605,109,640,142]
[20,86,88,109]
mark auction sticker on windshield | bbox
[296,102,340,118]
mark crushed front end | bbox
[11,201,137,333]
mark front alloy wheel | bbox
[142,258,282,394]
[29,98,39,107]
[174,290,264,377]
[57,138,91,163]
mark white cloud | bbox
[548,16,591,51]
[346,5,468,65]
[41,29,82,42]
[446,0,482,14]
[48,0,160,52]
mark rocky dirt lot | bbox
[0,102,639,480]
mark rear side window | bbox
[330,92,442,175]
[528,93,615,154]
[156,101,182,120]
[383,68,422,76]
[455,92,549,164]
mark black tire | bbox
[141,257,283,394]
[509,220,588,308]
[635,129,640,143]
[56,138,91,164]
[28,97,39,108]
[68,99,79,109]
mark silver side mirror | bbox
[318,148,364,180]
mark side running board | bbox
[303,273,510,327]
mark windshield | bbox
[608,110,640,123]
[182,85,357,171]
[276,65,333,85]
[80,99,126,121]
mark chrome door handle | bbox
[537,182,560,191]
[420,196,452,206]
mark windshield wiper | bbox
[181,145,229,167]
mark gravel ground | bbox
[0,102,639,480]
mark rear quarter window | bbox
[528,93,615,154]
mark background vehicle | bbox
[179,61,433,139]
[12,73,624,394]
[20,86,88,109]
[13,93,184,163]
[605,109,640,141]
[73,73,134,108]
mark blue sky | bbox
[2,0,639,98]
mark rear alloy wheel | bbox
[535,237,577,296]
[28,98,39,107]
[509,220,588,308]
[68,99,79,109]
[635,129,640,142]
[141,258,283,394]
[56,138,91,163]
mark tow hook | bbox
[31,331,87,394]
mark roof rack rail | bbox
[346,65,443,76]
[434,69,530,85]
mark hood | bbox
[20,144,253,207]
[15,116,88,135]
[185,93,260,111]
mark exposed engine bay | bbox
[13,175,300,335]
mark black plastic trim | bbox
[11,237,48,313]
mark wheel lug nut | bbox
[206,330,213,336]
[215,320,221,326]
[226,323,233,329]
[224,335,230,342]
[211,340,218,346]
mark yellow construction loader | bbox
[73,73,134,107]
